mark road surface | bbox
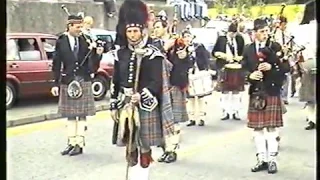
[7,92,315,180]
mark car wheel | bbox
[92,76,109,101]
[6,82,17,109]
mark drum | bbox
[221,64,245,92]
[188,70,213,97]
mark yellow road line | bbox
[7,110,251,161]
[6,111,111,137]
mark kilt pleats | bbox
[170,86,189,123]
[58,81,95,117]
[247,95,284,129]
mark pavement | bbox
[6,94,110,128]
[7,92,316,180]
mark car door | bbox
[39,37,58,89]
[6,37,51,96]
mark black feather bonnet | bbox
[115,0,149,46]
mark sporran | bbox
[67,76,84,99]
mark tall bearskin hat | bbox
[300,0,316,24]
[114,0,149,46]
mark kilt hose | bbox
[247,95,284,129]
[170,86,189,124]
[115,106,164,148]
[58,81,96,118]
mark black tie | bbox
[282,31,285,45]
[229,39,235,55]
[73,37,79,60]
[258,43,262,53]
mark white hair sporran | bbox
[67,76,84,99]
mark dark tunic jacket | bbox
[211,35,245,70]
[190,43,210,71]
[110,39,163,100]
[52,33,102,86]
[241,41,290,96]
[152,37,192,89]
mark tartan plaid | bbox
[115,59,175,148]
[247,95,284,129]
[58,81,95,118]
[170,86,189,123]
[220,68,245,92]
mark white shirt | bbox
[255,40,266,53]
[226,36,238,56]
[67,33,78,51]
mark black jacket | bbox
[241,41,290,96]
[110,39,163,99]
[211,35,245,69]
[52,33,102,86]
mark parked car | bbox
[6,32,114,109]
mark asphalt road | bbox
[7,92,315,180]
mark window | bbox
[41,38,56,59]
[15,38,41,61]
[7,39,19,61]
[96,35,113,43]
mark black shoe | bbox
[268,161,278,174]
[232,114,241,120]
[283,100,288,105]
[221,114,229,120]
[186,120,196,127]
[198,120,205,126]
[290,92,295,97]
[164,152,177,163]
[69,145,83,156]
[251,161,268,172]
[158,152,169,163]
[61,145,74,156]
[305,121,316,130]
[84,126,88,131]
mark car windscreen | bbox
[96,35,114,43]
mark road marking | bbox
[6,111,111,137]
[7,109,251,162]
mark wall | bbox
[7,1,201,34]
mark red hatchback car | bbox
[6,33,113,109]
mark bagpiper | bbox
[110,0,175,179]
[273,16,292,105]
[242,18,290,174]
[295,0,317,130]
[152,12,190,163]
[51,14,103,156]
[212,22,246,121]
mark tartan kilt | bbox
[220,68,245,92]
[247,95,284,129]
[215,69,245,92]
[115,106,163,148]
[58,81,96,118]
[170,86,189,123]
[299,72,316,103]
